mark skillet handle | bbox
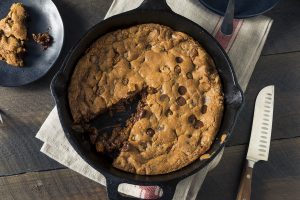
[106,177,178,200]
[232,85,244,108]
[137,0,172,11]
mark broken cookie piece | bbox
[0,3,27,67]
[32,32,53,50]
[0,31,26,66]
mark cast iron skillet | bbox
[0,0,64,87]
[51,0,243,199]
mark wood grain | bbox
[236,160,253,200]
[229,52,300,146]
[0,168,108,200]
[0,0,113,176]
[263,0,300,55]
[0,137,299,200]
[0,2,300,200]
[198,137,300,200]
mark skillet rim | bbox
[51,8,244,187]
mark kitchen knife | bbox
[236,85,274,200]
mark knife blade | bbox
[236,85,274,200]
[247,85,274,162]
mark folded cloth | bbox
[36,0,273,199]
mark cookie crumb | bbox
[200,153,211,160]
[220,133,228,144]
[32,32,53,50]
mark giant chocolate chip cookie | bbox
[68,24,224,175]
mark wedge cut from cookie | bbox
[0,3,27,67]
[68,24,224,175]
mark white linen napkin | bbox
[36,0,273,199]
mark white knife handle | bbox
[236,160,255,200]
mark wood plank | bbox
[0,137,299,200]
[198,137,300,200]
[263,0,300,55]
[0,0,113,176]
[52,0,114,51]
[1,0,299,177]
[0,169,107,200]
[0,93,63,175]
[229,51,300,146]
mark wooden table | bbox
[0,0,300,199]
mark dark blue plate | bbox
[199,0,280,18]
[0,0,64,87]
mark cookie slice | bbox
[0,3,27,67]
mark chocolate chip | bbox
[121,142,130,152]
[134,84,139,90]
[174,65,181,74]
[188,114,196,124]
[138,109,147,119]
[140,142,148,150]
[176,96,186,106]
[145,44,152,50]
[186,72,193,79]
[146,128,155,136]
[165,109,173,116]
[175,57,183,63]
[122,78,129,85]
[160,94,170,102]
[148,87,158,94]
[141,57,146,63]
[178,86,187,95]
[141,90,148,98]
[194,120,204,129]
[90,55,98,65]
[201,105,208,114]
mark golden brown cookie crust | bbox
[0,3,27,67]
[68,23,224,175]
